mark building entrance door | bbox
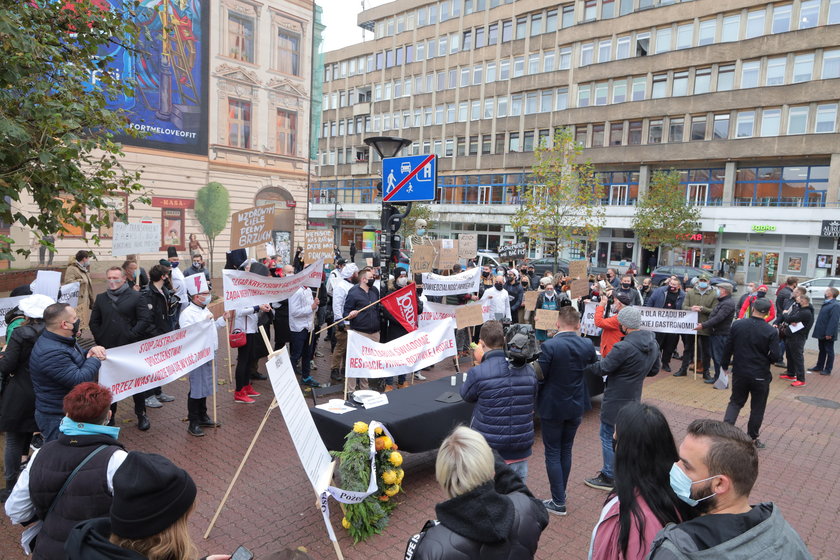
[747,251,780,285]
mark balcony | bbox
[352,102,371,117]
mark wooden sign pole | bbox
[224,318,234,385]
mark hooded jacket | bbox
[585,330,660,426]
[648,503,812,560]
[65,517,147,559]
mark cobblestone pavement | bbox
[1,332,837,560]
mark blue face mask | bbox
[170,261,179,269]
[697,282,709,289]
[669,463,719,506]
[416,228,426,236]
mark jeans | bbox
[710,334,729,380]
[4,432,32,484]
[506,459,529,482]
[35,411,63,443]
[724,375,770,440]
[542,417,582,505]
[816,338,835,373]
[290,329,312,379]
[599,421,615,480]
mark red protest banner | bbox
[380,283,418,333]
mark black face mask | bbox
[494,283,504,290]
[71,319,81,337]
[621,283,631,289]
[521,281,528,287]
[481,270,490,278]
[366,278,375,288]
[756,291,766,298]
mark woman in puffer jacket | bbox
[405,427,548,560]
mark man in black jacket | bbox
[140,264,178,409]
[781,293,814,387]
[505,270,524,323]
[721,298,782,448]
[90,267,153,430]
[698,283,736,385]
[343,267,380,390]
[583,306,661,490]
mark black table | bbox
[310,376,475,453]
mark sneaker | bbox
[156,392,175,403]
[30,433,44,451]
[301,377,323,388]
[315,350,325,357]
[145,395,163,408]
[584,472,614,491]
[753,439,766,449]
[234,390,255,404]
[779,375,796,380]
[311,360,318,371]
[243,384,261,396]
[672,369,687,377]
[820,370,832,376]
[807,365,822,372]
[791,380,806,387]
[413,372,427,381]
[543,499,567,516]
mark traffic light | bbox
[390,234,402,263]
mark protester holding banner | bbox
[143,264,176,339]
[5,382,127,559]
[289,285,322,389]
[271,264,294,358]
[444,264,473,359]
[480,275,512,322]
[343,268,381,390]
[0,294,52,502]
[166,247,188,328]
[505,271,525,324]
[534,283,567,342]
[232,260,274,403]
[647,278,686,373]
[329,264,358,383]
[179,275,225,436]
[62,250,93,333]
[673,275,717,380]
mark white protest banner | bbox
[346,318,457,378]
[222,258,324,311]
[418,301,494,328]
[99,319,216,402]
[58,282,80,308]
[421,267,481,296]
[112,222,160,256]
[31,270,62,299]
[580,303,698,335]
[230,204,275,250]
[0,296,27,338]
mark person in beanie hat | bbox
[583,305,660,492]
[64,452,230,560]
[167,246,188,329]
[179,275,228,436]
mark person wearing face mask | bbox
[616,275,642,307]
[779,294,814,387]
[90,267,154,431]
[736,282,756,312]
[649,420,810,559]
[583,307,661,492]
[479,275,512,321]
[605,268,620,289]
[63,250,94,334]
[639,278,654,305]
[646,278,686,373]
[4,383,128,559]
[595,290,631,357]
[737,284,776,322]
[166,246,188,328]
[29,303,107,442]
[343,268,381,390]
[673,274,718,380]
[179,275,228,436]
[478,265,495,296]
[505,270,525,323]
[534,283,569,342]
[697,283,736,385]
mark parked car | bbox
[798,277,840,304]
[650,266,733,290]
[475,251,502,271]
[526,257,570,276]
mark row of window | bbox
[325,0,840,82]
[224,10,303,76]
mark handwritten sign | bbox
[455,303,485,329]
[112,222,160,256]
[524,290,539,311]
[568,260,588,280]
[458,234,478,259]
[435,239,459,270]
[411,245,436,274]
[570,279,590,299]
[535,308,559,331]
[499,242,526,261]
[230,204,275,250]
[304,230,334,264]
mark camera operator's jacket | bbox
[460,349,537,461]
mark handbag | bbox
[229,328,247,348]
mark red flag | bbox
[380,283,418,333]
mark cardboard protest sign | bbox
[345,318,457,378]
[458,234,478,259]
[568,260,588,279]
[524,291,539,311]
[112,222,160,256]
[535,308,559,331]
[455,304,484,329]
[31,270,62,299]
[434,239,459,270]
[580,303,698,335]
[0,296,27,338]
[304,230,334,264]
[498,242,526,261]
[419,301,494,328]
[570,279,590,299]
[421,267,481,296]
[230,204,275,250]
[222,258,324,310]
[58,282,80,308]
[99,319,216,402]
[580,303,602,336]
[411,245,436,274]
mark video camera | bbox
[503,323,541,368]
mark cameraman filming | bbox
[594,289,632,358]
[461,320,537,481]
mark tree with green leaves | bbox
[194,182,230,278]
[0,0,146,258]
[511,128,604,273]
[632,169,701,265]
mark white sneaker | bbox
[311,360,318,370]
[145,395,163,408]
[157,392,175,402]
[413,372,426,381]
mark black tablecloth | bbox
[310,376,475,453]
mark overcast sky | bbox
[318,0,383,52]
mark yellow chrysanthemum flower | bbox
[341,517,351,529]
[381,470,397,485]
[374,427,383,435]
[389,451,403,467]
[396,468,404,483]
[353,421,369,434]
[385,484,400,496]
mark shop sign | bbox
[751,224,776,233]
[820,220,840,238]
[151,197,195,209]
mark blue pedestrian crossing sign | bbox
[382,154,437,202]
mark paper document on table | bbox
[315,401,356,414]
[788,322,804,333]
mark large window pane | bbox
[815,103,838,133]
[799,0,820,29]
[823,49,840,79]
[694,68,712,94]
[787,106,808,134]
[672,71,688,96]
[713,114,730,139]
[772,4,792,33]
[717,64,735,91]
[649,120,663,143]
[760,108,781,136]
[669,118,684,142]
[736,110,755,137]
[655,27,672,54]
[698,19,715,45]
[745,9,766,38]
[741,61,760,88]
[721,15,740,42]
[691,116,706,141]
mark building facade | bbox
[7,0,319,273]
[314,0,840,285]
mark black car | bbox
[650,266,734,290]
